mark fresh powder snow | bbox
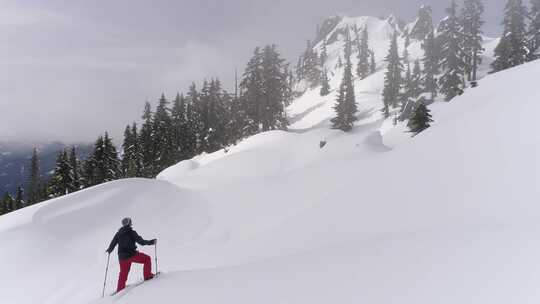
[1,15,538,304]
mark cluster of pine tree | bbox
[0,44,292,217]
[0,187,24,216]
[380,1,489,135]
[331,31,358,131]
[329,25,377,131]
[492,0,540,71]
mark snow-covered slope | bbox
[291,15,496,131]
[2,15,538,304]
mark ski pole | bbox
[102,253,111,298]
[154,240,158,274]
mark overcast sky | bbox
[0,0,506,144]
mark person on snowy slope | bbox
[106,217,157,292]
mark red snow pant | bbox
[117,252,153,292]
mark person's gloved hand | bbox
[151,239,157,245]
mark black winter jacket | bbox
[106,226,155,260]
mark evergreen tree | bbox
[139,102,155,177]
[408,98,433,135]
[85,133,121,186]
[131,123,144,176]
[331,32,357,131]
[370,49,377,73]
[302,40,322,87]
[203,79,229,152]
[15,186,24,210]
[320,67,331,96]
[284,65,295,107]
[38,182,49,202]
[26,148,41,205]
[49,149,73,197]
[357,27,371,79]
[438,0,467,101]
[226,87,247,145]
[410,5,434,40]
[336,56,344,69]
[320,39,328,67]
[240,48,264,136]
[153,94,176,172]
[2,192,14,214]
[422,30,440,101]
[295,56,304,81]
[492,0,529,72]
[528,0,540,60]
[121,124,141,178]
[382,31,403,118]
[240,45,289,134]
[400,47,412,108]
[260,45,289,131]
[82,151,97,188]
[103,132,121,181]
[461,0,485,84]
[171,93,189,162]
[411,60,423,98]
[186,83,204,154]
[69,146,81,192]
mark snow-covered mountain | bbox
[2,15,539,304]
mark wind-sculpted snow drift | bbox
[1,15,540,304]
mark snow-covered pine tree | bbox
[131,123,144,177]
[320,39,328,67]
[337,56,344,69]
[85,133,121,186]
[241,45,289,133]
[422,30,439,101]
[331,32,357,131]
[302,40,322,87]
[49,149,73,198]
[400,46,412,108]
[153,94,176,173]
[357,27,371,79]
[240,48,264,136]
[121,125,131,177]
[103,132,121,182]
[410,5,435,40]
[492,0,529,72]
[26,148,41,205]
[370,49,377,73]
[295,56,304,81]
[68,146,81,192]
[204,79,229,153]
[121,124,139,178]
[225,85,246,145]
[260,44,289,131]
[411,60,423,98]
[320,67,331,96]
[197,81,212,152]
[382,31,403,118]
[438,0,467,101]
[528,0,540,61]
[139,102,155,178]
[186,83,205,154]
[400,61,425,120]
[15,186,24,210]
[461,0,485,84]
[284,65,295,107]
[408,97,433,136]
[171,93,189,162]
[1,192,14,214]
